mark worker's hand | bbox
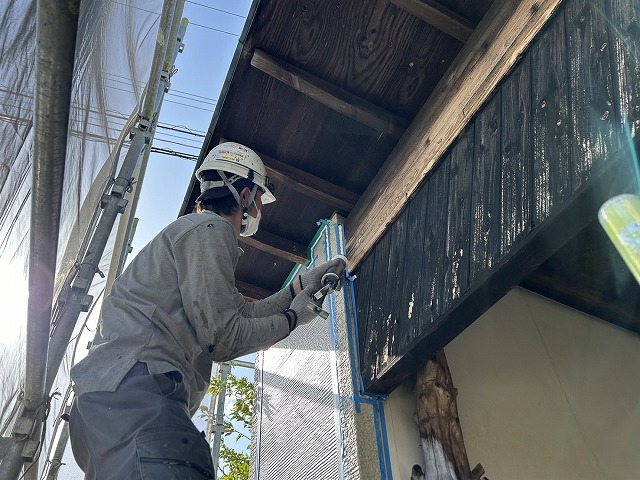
[285,285,321,329]
[291,257,345,296]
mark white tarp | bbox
[0,0,162,475]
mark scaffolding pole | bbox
[0,2,184,479]
[0,0,80,477]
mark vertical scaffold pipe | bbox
[0,1,80,479]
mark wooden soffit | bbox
[345,0,564,268]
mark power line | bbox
[186,1,246,19]
[157,123,206,137]
[101,83,215,112]
[109,1,240,37]
[102,72,217,102]
[150,146,198,160]
[154,136,201,150]
[187,21,239,37]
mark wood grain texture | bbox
[345,0,565,269]
[384,207,409,367]
[531,11,572,226]
[364,132,640,394]
[421,159,450,333]
[250,49,410,139]
[397,180,431,352]
[252,0,465,118]
[471,93,501,283]
[566,0,618,190]
[444,126,474,310]
[416,351,474,480]
[500,57,532,256]
[354,253,376,374]
[607,0,640,139]
[390,0,475,42]
[371,229,392,380]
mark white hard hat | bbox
[195,142,275,204]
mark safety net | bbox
[0,0,162,476]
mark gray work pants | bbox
[69,362,215,480]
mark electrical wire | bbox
[109,0,240,37]
[150,146,198,160]
[186,1,245,18]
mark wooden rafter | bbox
[236,280,274,301]
[345,0,564,269]
[260,151,360,212]
[239,229,307,265]
[390,0,475,42]
[250,49,410,139]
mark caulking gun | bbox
[306,255,348,319]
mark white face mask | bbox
[240,201,261,237]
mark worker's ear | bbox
[239,186,251,207]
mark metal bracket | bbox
[12,417,34,437]
[21,440,39,462]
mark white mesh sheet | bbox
[255,317,341,479]
[0,0,161,474]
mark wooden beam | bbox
[219,137,360,211]
[261,151,360,212]
[345,0,564,269]
[239,229,307,265]
[236,280,274,301]
[390,0,475,42]
[250,49,410,139]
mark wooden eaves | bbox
[345,0,565,269]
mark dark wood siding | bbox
[354,0,640,393]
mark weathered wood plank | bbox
[444,126,474,310]
[363,230,391,384]
[607,0,640,139]
[421,159,450,331]
[397,180,431,352]
[566,0,618,190]
[238,229,307,265]
[250,49,410,139]
[364,133,640,394]
[354,252,376,368]
[389,0,475,42]
[345,0,565,269]
[500,57,532,255]
[384,207,409,364]
[371,229,393,380]
[471,93,501,283]
[531,11,572,226]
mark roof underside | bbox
[182,0,639,338]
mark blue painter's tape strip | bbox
[378,397,393,479]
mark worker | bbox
[69,141,341,479]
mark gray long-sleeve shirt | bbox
[71,211,291,414]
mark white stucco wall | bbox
[385,287,640,480]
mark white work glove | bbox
[290,258,344,297]
[284,285,321,330]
